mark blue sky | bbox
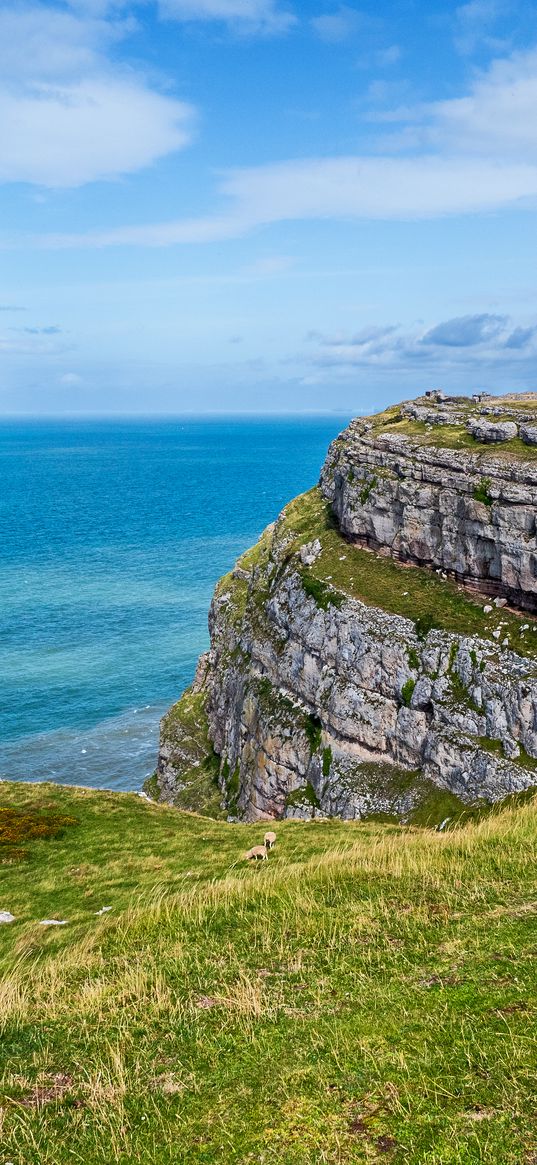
[1,0,537,413]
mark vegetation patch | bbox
[449,670,481,714]
[415,613,439,640]
[366,413,537,460]
[255,677,299,727]
[336,762,489,828]
[285,780,320,811]
[151,688,224,817]
[143,772,159,800]
[214,569,249,628]
[473,477,493,507]
[478,736,537,774]
[322,745,332,777]
[359,475,378,505]
[304,713,322,754]
[401,678,416,707]
[236,525,273,576]
[407,647,420,670]
[222,761,241,816]
[299,568,344,610]
[477,736,505,759]
[0,805,78,863]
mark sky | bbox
[1,0,537,414]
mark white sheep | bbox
[264,831,277,850]
[246,845,268,861]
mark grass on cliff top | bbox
[281,488,537,658]
[1,780,537,1164]
[362,413,537,460]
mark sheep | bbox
[246,845,268,861]
[264,831,277,850]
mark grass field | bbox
[1,780,537,1163]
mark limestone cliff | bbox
[322,393,537,612]
[149,392,537,823]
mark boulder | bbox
[468,420,518,443]
[520,424,537,447]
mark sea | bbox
[0,415,350,792]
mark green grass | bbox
[401,678,416,707]
[285,780,321,811]
[368,414,537,460]
[473,477,493,506]
[2,780,537,1163]
[322,746,333,777]
[478,737,537,774]
[359,475,378,505]
[304,713,323,754]
[299,568,344,611]
[280,489,537,659]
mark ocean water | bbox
[0,416,350,791]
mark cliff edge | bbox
[148,392,537,822]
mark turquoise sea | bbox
[0,416,350,791]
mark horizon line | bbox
[0,408,358,420]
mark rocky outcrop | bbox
[321,395,537,612]
[150,393,537,823]
[468,419,518,442]
[521,424,537,447]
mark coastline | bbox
[0,702,166,792]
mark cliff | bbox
[149,392,537,823]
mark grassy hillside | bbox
[1,781,537,1164]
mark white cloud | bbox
[159,0,296,34]
[241,255,296,276]
[0,6,122,80]
[387,47,537,161]
[311,6,361,43]
[0,328,68,356]
[0,4,195,187]
[30,153,537,247]
[0,78,193,187]
[376,44,401,66]
[11,38,537,235]
[454,0,508,55]
[421,313,507,346]
[223,154,537,220]
[309,313,537,370]
[60,372,84,385]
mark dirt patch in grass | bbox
[15,1073,75,1108]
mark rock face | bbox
[321,395,537,612]
[151,392,537,823]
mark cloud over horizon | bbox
[307,313,537,373]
